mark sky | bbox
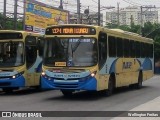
[37,0,160,12]
[1,0,160,13]
[1,0,160,24]
[33,0,160,25]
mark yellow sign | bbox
[25,0,69,34]
[55,62,66,67]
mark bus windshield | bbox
[43,37,98,67]
[0,41,24,67]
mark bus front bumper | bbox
[41,76,97,91]
[0,75,25,88]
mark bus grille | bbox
[53,79,87,89]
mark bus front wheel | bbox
[107,78,114,96]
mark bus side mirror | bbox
[37,37,45,57]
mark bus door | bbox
[25,35,42,86]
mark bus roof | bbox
[46,24,100,28]
[45,24,153,43]
[0,30,41,36]
[108,28,153,42]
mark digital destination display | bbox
[45,26,96,35]
[0,33,23,40]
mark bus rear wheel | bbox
[134,72,143,89]
[61,90,73,97]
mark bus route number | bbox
[52,28,62,34]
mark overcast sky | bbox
[1,0,160,24]
[38,0,160,12]
[1,0,160,14]
[37,0,160,20]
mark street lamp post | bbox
[98,0,100,26]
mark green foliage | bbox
[0,13,23,30]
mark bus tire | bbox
[135,71,143,89]
[106,76,115,96]
[61,90,73,97]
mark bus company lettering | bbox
[53,74,63,78]
[123,62,132,69]
[67,74,80,78]
[53,74,80,78]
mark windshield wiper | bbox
[71,36,83,55]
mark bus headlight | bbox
[12,75,16,79]
[41,72,45,76]
[91,71,97,77]
[12,71,24,79]
[41,72,52,80]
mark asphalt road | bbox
[0,75,160,120]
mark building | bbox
[69,12,103,26]
[106,6,158,26]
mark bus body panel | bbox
[41,69,97,90]
[0,30,43,91]
[0,75,25,88]
[41,77,97,90]
[40,24,154,95]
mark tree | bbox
[0,13,23,30]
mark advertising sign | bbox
[25,0,69,34]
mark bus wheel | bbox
[135,72,143,89]
[106,77,114,96]
[2,88,14,93]
[61,90,73,97]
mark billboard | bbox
[25,0,69,34]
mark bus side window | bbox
[135,41,141,58]
[98,32,107,69]
[108,36,116,57]
[117,37,123,57]
[25,36,37,69]
[123,39,130,57]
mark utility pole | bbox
[14,0,18,30]
[140,6,143,35]
[117,2,120,26]
[140,5,156,35]
[140,7,143,28]
[77,0,81,24]
[23,0,26,30]
[59,0,63,9]
[3,0,6,29]
[98,0,100,26]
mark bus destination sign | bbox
[45,26,96,35]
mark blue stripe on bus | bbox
[0,75,25,88]
[36,62,42,72]
[142,58,152,70]
[41,76,97,90]
[109,58,118,74]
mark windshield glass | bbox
[0,41,24,67]
[43,37,98,67]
